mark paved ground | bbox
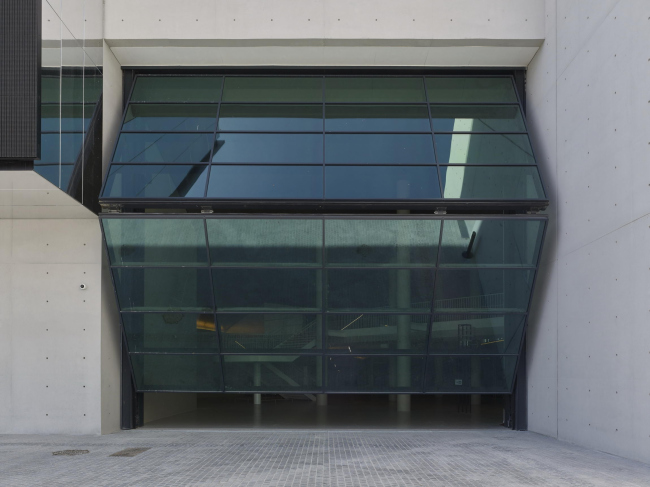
[1,429,649,486]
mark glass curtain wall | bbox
[102,216,546,394]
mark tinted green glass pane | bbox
[324,166,440,200]
[102,218,208,266]
[325,219,439,266]
[426,77,518,103]
[102,165,208,198]
[131,354,222,392]
[218,104,322,131]
[41,77,60,103]
[83,76,103,104]
[326,269,433,312]
[430,314,525,354]
[325,105,430,132]
[440,166,545,199]
[433,269,534,312]
[326,355,425,392]
[325,77,426,102]
[435,134,535,164]
[212,134,322,164]
[218,314,321,352]
[42,76,102,103]
[222,77,322,102]
[42,105,90,131]
[131,76,222,102]
[223,355,321,391]
[112,267,213,312]
[424,355,517,393]
[113,133,213,163]
[213,268,321,311]
[207,165,323,199]
[122,313,218,353]
[327,314,429,353]
[41,133,83,162]
[122,104,217,132]
[439,219,545,267]
[33,164,74,189]
[325,134,435,164]
[430,105,526,132]
[207,219,322,266]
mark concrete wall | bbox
[527,0,650,463]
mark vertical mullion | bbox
[321,217,327,393]
[204,218,226,392]
[203,76,225,197]
[423,76,444,198]
[322,76,326,201]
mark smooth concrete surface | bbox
[527,0,650,463]
[102,40,123,176]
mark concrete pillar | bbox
[253,363,262,405]
[316,394,327,406]
[397,394,411,412]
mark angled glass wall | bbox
[102,216,546,394]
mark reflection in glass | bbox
[327,355,425,392]
[430,105,526,132]
[327,314,429,353]
[218,104,322,131]
[113,133,213,163]
[102,164,208,198]
[218,314,321,352]
[325,166,440,200]
[325,105,430,132]
[433,269,534,312]
[131,354,222,391]
[430,314,526,354]
[426,77,518,103]
[223,355,321,391]
[122,104,217,132]
[212,133,322,164]
[122,313,218,353]
[213,268,321,311]
[325,219,439,266]
[435,134,535,165]
[440,166,545,199]
[325,77,426,102]
[40,133,83,162]
[207,165,323,199]
[325,134,435,164]
[326,268,434,312]
[112,267,213,311]
[424,355,517,393]
[439,219,544,267]
[103,218,208,266]
[42,105,90,131]
[222,77,322,102]
[207,219,322,266]
[130,76,222,102]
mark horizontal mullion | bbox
[433,131,528,135]
[323,131,432,135]
[126,101,220,105]
[425,353,520,357]
[130,351,220,356]
[433,311,528,317]
[109,161,210,165]
[438,164,537,167]
[428,102,520,106]
[437,266,536,270]
[119,130,216,134]
[100,214,547,221]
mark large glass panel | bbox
[102,164,208,198]
[326,314,429,353]
[326,268,434,312]
[130,76,222,102]
[112,267,213,312]
[113,133,213,163]
[433,269,535,312]
[435,134,535,165]
[40,133,83,162]
[222,77,322,102]
[424,355,517,393]
[41,76,61,104]
[429,314,526,354]
[207,165,323,199]
[326,355,425,392]
[439,219,545,267]
[325,219,439,266]
[131,354,222,392]
[218,314,321,352]
[430,105,526,132]
[103,218,208,266]
[325,78,426,103]
[325,134,434,164]
[122,104,217,132]
[122,313,218,353]
[325,166,440,200]
[213,268,321,311]
[223,355,321,391]
[218,104,322,132]
[425,77,518,103]
[207,219,322,266]
[325,105,430,132]
[440,166,545,200]
[42,105,89,131]
[212,133,322,164]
